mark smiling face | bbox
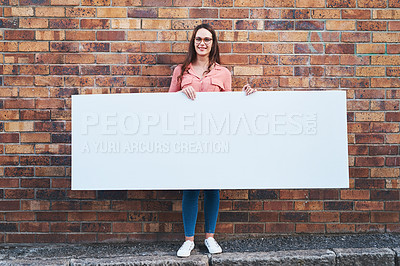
[194,28,213,58]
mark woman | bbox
[169,24,256,257]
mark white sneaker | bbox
[204,237,222,254]
[177,240,195,257]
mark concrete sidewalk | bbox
[0,234,399,265]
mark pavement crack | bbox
[392,248,399,266]
[207,253,213,266]
[329,248,338,266]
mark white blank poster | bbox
[72,91,349,190]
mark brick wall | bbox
[0,0,399,243]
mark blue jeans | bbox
[182,190,220,237]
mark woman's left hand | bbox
[242,84,257,95]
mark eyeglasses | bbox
[195,37,213,45]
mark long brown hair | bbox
[178,24,220,83]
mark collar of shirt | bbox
[187,63,222,79]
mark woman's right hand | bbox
[182,86,196,100]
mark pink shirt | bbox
[168,63,232,93]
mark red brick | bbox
[280,55,308,65]
[347,122,369,132]
[342,32,370,43]
[81,0,110,5]
[280,77,309,88]
[111,66,140,75]
[19,222,49,232]
[220,8,249,18]
[389,0,400,7]
[218,54,247,65]
[112,0,140,5]
[250,9,280,19]
[389,21,400,31]
[50,42,79,52]
[20,156,50,166]
[0,201,20,211]
[359,0,387,7]
[342,9,371,19]
[201,0,232,6]
[235,20,263,30]
[80,19,110,29]
[235,223,264,233]
[296,21,324,30]
[20,178,50,188]
[310,32,340,42]
[49,19,79,29]
[97,31,125,41]
[248,55,278,65]
[354,89,385,99]
[6,234,35,243]
[387,89,400,99]
[387,67,400,77]
[282,9,309,19]
[264,0,294,7]
[141,0,171,6]
[4,167,34,177]
[349,168,369,178]
[326,44,355,54]
[251,77,279,88]
[371,100,399,111]
[356,224,385,233]
[294,66,325,76]
[310,212,339,223]
[341,190,370,200]
[370,122,399,133]
[341,55,370,66]
[327,0,355,7]
[127,7,156,18]
[358,21,386,31]
[297,0,323,7]
[294,43,323,54]
[295,201,323,211]
[326,224,355,233]
[202,20,232,30]
[50,222,80,233]
[386,112,400,122]
[371,212,399,223]
[355,179,385,189]
[189,8,218,18]
[4,30,34,40]
[265,20,294,30]
[231,43,261,54]
[310,78,339,88]
[265,223,295,233]
[280,212,308,222]
[371,78,400,88]
[342,79,369,89]
[4,189,34,199]
[142,65,171,76]
[0,178,19,188]
[310,55,339,65]
[296,224,325,234]
[80,65,110,75]
[356,134,384,144]
[141,42,170,53]
[4,76,34,86]
[80,42,110,52]
[65,31,96,41]
[263,66,292,76]
[340,212,369,223]
[312,10,340,20]
[326,66,354,77]
[112,222,141,233]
